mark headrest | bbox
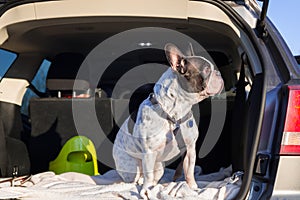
[47,79,90,91]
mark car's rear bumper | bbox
[271,156,300,199]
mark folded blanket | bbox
[0,166,241,200]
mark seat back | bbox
[0,101,30,177]
[29,97,113,174]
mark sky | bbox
[265,0,300,56]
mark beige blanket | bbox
[0,166,241,200]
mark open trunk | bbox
[0,0,267,199]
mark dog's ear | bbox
[165,43,186,74]
[186,43,195,57]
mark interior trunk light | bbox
[280,85,300,155]
[138,42,152,47]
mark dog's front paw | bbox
[140,182,155,200]
[140,187,151,200]
[187,180,198,189]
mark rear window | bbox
[295,56,300,66]
[0,49,17,81]
[21,59,51,116]
[31,59,51,92]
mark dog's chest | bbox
[155,132,180,161]
[147,129,181,161]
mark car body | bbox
[0,0,299,199]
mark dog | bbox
[112,43,224,199]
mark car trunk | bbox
[0,1,266,199]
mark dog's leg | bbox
[183,144,198,189]
[153,162,164,185]
[140,152,157,199]
[173,152,186,181]
[113,145,142,184]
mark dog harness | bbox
[128,93,193,137]
[150,93,193,131]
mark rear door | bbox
[254,6,300,200]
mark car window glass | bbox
[296,56,300,67]
[21,59,51,116]
[0,49,17,81]
[31,59,51,92]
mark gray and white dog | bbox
[113,43,224,199]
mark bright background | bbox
[264,0,300,56]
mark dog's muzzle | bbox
[206,70,224,96]
[198,57,224,97]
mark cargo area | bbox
[0,1,268,198]
[0,15,263,176]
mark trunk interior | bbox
[0,16,263,185]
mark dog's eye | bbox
[176,59,187,74]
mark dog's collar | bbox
[127,93,194,135]
[149,93,193,130]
